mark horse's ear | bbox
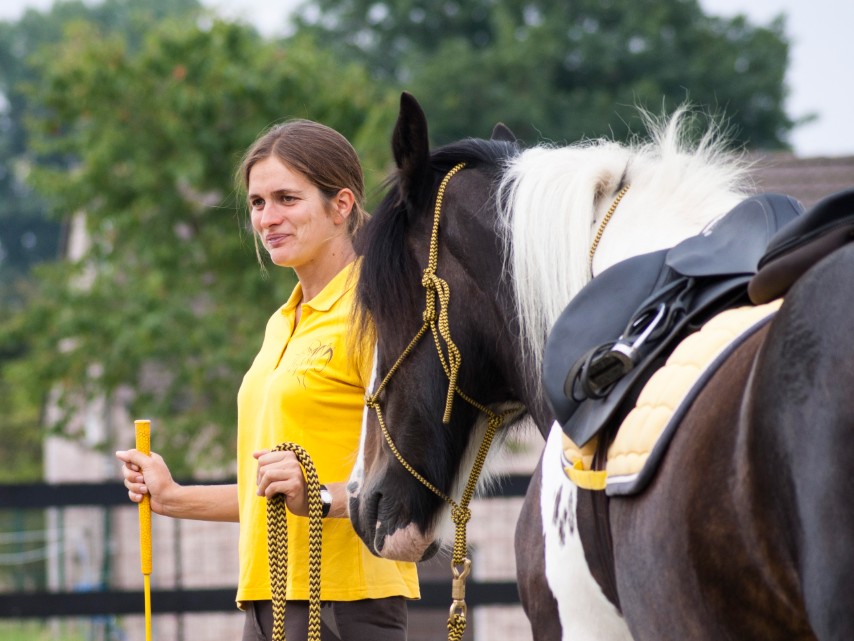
[491,122,516,143]
[392,92,432,203]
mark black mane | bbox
[355,137,521,339]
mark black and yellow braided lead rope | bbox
[266,442,324,641]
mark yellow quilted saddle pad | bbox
[562,299,782,494]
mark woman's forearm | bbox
[162,483,240,522]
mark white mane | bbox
[497,108,753,379]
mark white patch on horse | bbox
[551,476,576,545]
[348,344,380,498]
[541,422,632,641]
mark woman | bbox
[116,120,419,641]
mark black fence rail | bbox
[1,582,522,618]
[0,475,531,619]
[0,475,531,509]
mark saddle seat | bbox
[543,193,803,448]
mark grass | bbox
[0,620,96,641]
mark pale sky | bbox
[1,0,851,157]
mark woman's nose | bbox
[259,202,283,227]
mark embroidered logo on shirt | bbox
[288,340,334,388]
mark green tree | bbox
[0,0,202,287]
[4,17,397,475]
[0,0,205,481]
[297,0,795,148]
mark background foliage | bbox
[0,0,204,479]
[0,0,397,476]
[298,0,794,146]
[0,0,795,476]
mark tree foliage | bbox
[4,15,397,474]
[0,0,205,480]
[297,0,794,148]
[0,0,202,285]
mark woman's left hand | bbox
[254,449,309,516]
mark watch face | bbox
[319,485,332,517]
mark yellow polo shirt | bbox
[235,261,419,603]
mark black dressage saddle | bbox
[544,193,803,447]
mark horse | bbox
[347,92,854,640]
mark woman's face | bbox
[247,156,346,269]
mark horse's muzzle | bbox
[348,491,439,562]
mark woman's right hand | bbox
[115,449,177,516]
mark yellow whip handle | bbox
[135,419,153,641]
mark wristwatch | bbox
[319,484,333,518]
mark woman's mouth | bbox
[265,233,288,248]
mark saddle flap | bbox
[561,274,751,447]
[749,188,854,304]
[542,250,667,427]
[666,193,804,278]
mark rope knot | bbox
[451,505,471,526]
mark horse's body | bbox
[606,247,854,639]
[347,93,854,640]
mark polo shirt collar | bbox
[281,259,359,315]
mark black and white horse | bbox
[348,93,854,640]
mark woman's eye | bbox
[250,198,264,209]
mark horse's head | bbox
[348,93,526,561]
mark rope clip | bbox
[449,558,472,617]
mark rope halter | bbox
[588,183,631,275]
[363,162,519,640]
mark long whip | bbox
[135,419,153,641]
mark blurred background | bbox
[0,1,851,640]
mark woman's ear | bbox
[332,188,356,224]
